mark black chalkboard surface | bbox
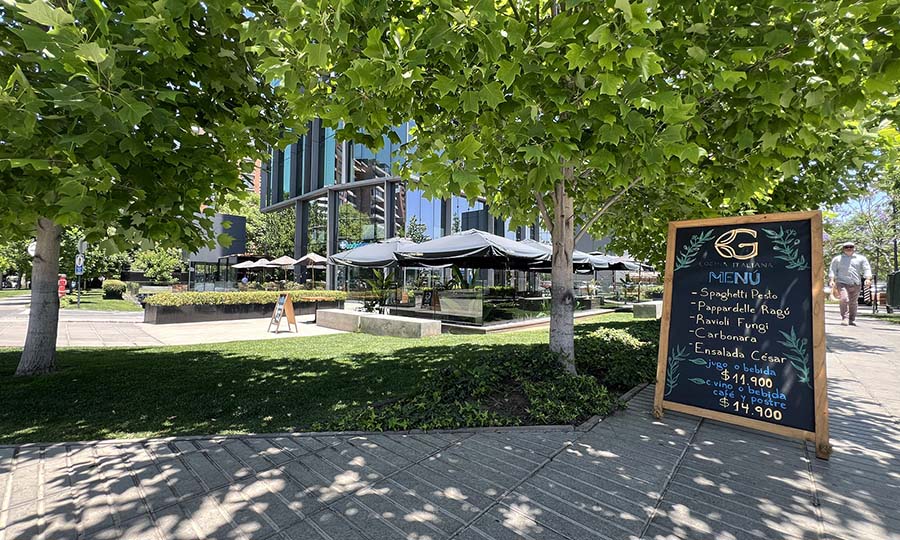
[654,212,829,458]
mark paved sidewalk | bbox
[0,315,341,348]
[0,311,897,539]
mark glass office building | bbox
[261,120,608,290]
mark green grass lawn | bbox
[859,311,900,324]
[0,289,29,299]
[60,289,143,312]
[0,313,656,444]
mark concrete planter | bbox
[144,300,343,324]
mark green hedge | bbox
[145,290,347,307]
[102,280,127,299]
[575,320,660,392]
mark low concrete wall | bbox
[359,313,441,338]
[633,301,663,319]
[317,309,441,338]
[316,309,361,332]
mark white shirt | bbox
[828,253,872,285]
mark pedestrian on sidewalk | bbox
[828,241,872,326]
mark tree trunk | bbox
[549,179,577,374]
[16,218,62,376]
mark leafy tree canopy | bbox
[0,0,283,250]
[254,0,899,256]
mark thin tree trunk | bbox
[549,178,577,374]
[16,218,62,376]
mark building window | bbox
[324,127,340,187]
[305,196,328,256]
[352,122,412,182]
[282,144,292,201]
[396,185,443,242]
[450,196,485,234]
[336,185,386,251]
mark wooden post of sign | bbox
[810,214,831,459]
[653,211,830,459]
[268,293,299,333]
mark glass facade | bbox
[394,185,443,242]
[352,122,411,182]
[450,196,485,234]
[305,196,328,256]
[336,185,386,251]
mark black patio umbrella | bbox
[519,239,596,273]
[329,238,417,268]
[395,229,548,270]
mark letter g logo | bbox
[715,228,758,260]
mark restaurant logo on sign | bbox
[653,211,830,459]
[714,228,758,260]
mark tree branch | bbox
[574,176,641,243]
[535,190,553,232]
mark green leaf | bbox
[761,132,779,151]
[87,0,109,34]
[16,1,74,27]
[686,22,708,35]
[689,378,707,385]
[453,133,483,159]
[117,96,152,125]
[305,43,330,67]
[76,42,108,64]
[496,60,519,88]
[638,52,664,81]
[713,70,747,91]
[432,75,457,96]
[614,0,633,22]
[479,82,505,108]
[805,89,825,107]
[780,159,800,177]
[688,358,707,365]
[461,91,480,113]
[686,46,707,61]
[596,73,623,96]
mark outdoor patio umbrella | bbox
[296,253,327,286]
[395,229,548,270]
[231,260,256,269]
[519,239,595,273]
[296,253,327,266]
[267,255,299,281]
[330,238,417,268]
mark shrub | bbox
[524,375,614,424]
[102,279,127,299]
[263,281,280,291]
[575,321,660,391]
[486,285,516,297]
[125,282,141,296]
[145,290,347,307]
[319,344,621,432]
[284,281,303,290]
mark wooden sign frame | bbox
[653,211,830,459]
[268,293,298,333]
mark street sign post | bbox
[74,254,85,307]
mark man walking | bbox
[828,241,873,326]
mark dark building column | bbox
[327,190,339,290]
[307,120,321,194]
[385,180,397,238]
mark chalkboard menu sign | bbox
[653,211,830,459]
[268,293,298,333]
